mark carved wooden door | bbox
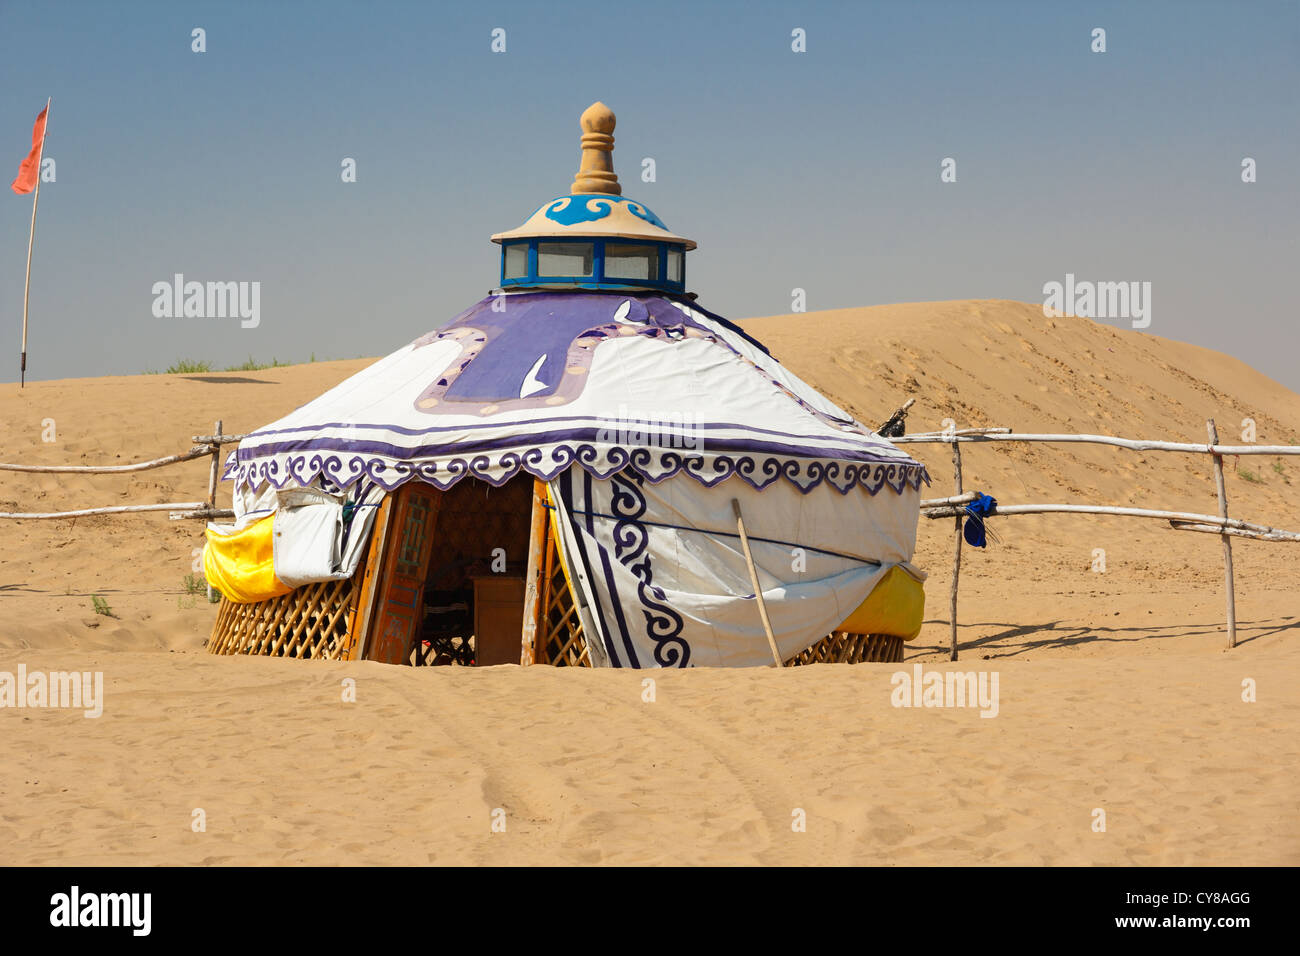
[365,483,441,664]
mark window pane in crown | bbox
[666,248,683,283]
[504,243,529,280]
[537,242,594,277]
[605,243,658,281]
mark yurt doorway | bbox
[358,473,536,666]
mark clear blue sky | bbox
[2,0,1297,386]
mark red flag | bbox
[11,105,49,195]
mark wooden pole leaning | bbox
[732,498,783,667]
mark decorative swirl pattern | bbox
[609,476,649,561]
[226,442,929,498]
[609,470,689,668]
[544,196,616,226]
[537,195,671,230]
[624,200,668,230]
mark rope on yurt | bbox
[541,502,882,566]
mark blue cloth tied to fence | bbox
[963,493,997,548]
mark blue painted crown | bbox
[490,102,694,293]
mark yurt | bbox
[203,102,930,668]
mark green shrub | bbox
[224,355,290,372]
[164,359,213,374]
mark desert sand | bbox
[1,299,1297,865]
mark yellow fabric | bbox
[203,514,293,604]
[837,565,926,641]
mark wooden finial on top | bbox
[571,101,620,195]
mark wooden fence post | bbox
[950,438,963,662]
[1206,420,1238,649]
[205,420,222,604]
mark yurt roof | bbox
[225,102,927,498]
[225,290,928,497]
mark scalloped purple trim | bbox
[224,443,930,497]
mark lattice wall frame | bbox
[207,477,908,668]
[207,576,360,660]
[784,631,904,666]
[533,512,591,667]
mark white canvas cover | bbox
[218,290,928,662]
[548,464,923,668]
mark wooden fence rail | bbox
[0,445,213,474]
[0,421,237,522]
[920,502,1300,542]
[905,419,1299,657]
[896,429,1300,457]
[3,416,1296,657]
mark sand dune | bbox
[749,300,1300,662]
[1,299,1297,865]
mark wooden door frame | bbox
[351,476,549,667]
[519,479,549,665]
[345,493,395,661]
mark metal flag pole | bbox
[20,97,51,388]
